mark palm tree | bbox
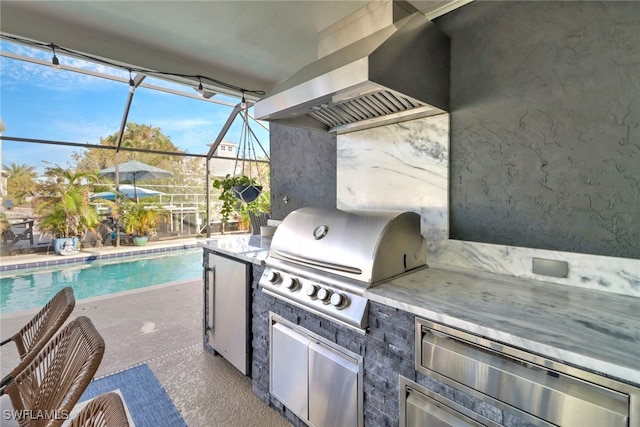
[35,166,101,239]
[4,163,37,205]
[4,163,37,177]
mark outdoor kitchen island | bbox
[201,235,640,427]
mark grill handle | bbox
[205,266,215,332]
[275,250,362,275]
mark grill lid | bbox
[269,207,427,284]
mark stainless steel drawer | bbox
[415,318,639,427]
[400,376,503,427]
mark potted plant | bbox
[213,174,262,230]
[120,201,168,246]
[34,167,100,255]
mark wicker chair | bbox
[248,211,270,235]
[2,316,105,427]
[69,392,130,427]
[0,287,75,387]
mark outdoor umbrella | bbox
[99,160,173,200]
[90,184,163,201]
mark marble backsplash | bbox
[337,114,450,243]
[430,240,640,298]
[336,115,640,298]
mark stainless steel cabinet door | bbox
[270,322,310,420]
[207,253,250,375]
[308,341,359,427]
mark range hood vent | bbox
[254,6,450,134]
[308,88,428,129]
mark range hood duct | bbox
[254,7,450,134]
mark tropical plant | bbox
[246,189,270,214]
[212,174,257,227]
[120,201,169,237]
[34,167,100,239]
[4,163,38,205]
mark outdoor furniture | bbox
[96,221,114,246]
[1,316,105,427]
[0,219,35,252]
[0,287,76,388]
[248,211,270,235]
[69,392,130,427]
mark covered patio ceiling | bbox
[0,1,468,101]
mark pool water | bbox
[0,248,202,315]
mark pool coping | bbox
[0,238,207,272]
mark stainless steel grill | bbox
[259,207,427,332]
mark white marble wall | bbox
[337,114,450,243]
[336,115,640,298]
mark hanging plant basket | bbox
[232,184,263,203]
[210,98,271,233]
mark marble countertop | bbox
[199,235,639,385]
[365,263,640,386]
[199,235,270,265]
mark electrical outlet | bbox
[532,258,569,278]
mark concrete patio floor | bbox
[0,239,290,427]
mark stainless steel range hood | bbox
[254,4,450,134]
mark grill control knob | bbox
[265,271,279,283]
[330,293,348,309]
[306,284,320,298]
[283,277,299,291]
[317,288,332,303]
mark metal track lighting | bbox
[197,76,204,97]
[128,70,135,93]
[240,90,247,110]
[50,45,61,72]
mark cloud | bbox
[162,118,215,132]
[1,39,270,173]
[51,119,119,144]
[1,40,128,92]
[2,140,78,173]
[2,40,219,96]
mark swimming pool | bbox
[0,248,202,315]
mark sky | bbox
[0,39,270,175]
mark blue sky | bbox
[0,40,269,174]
